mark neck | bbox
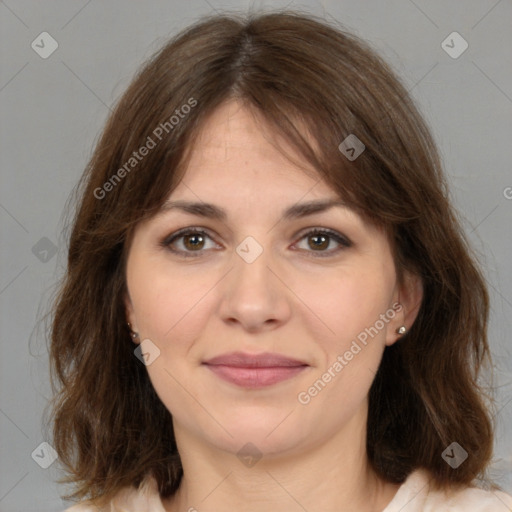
[164,407,399,512]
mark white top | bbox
[63,468,512,511]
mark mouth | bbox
[202,351,309,388]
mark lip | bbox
[202,351,309,388]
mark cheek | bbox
[130,258,215,348]
[298,263,394,349]
[130,263,219,423]
[294,265,394,409]
[296,277,390,421]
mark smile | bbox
[202,351,309,388]
[204,364,308,388]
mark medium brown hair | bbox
[47,10,495,506]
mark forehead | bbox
[174,98,333,199]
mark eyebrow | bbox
[157,198,348,221]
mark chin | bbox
[211,406,315,454]
[209,426,307,460]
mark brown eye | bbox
[162,228,218,258]
[162,227,351,259]
[307,233,330,251]
[183,233,206,251]
[294,228,352,257]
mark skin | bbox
[124,98,423,512]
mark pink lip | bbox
[202,351,309,388]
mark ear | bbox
[385,269,423,346]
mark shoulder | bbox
[385,468,512,512]
[63,505,98,512]
[61,475,166,512]
[425,485,512,511]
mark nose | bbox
[217,240,292,333]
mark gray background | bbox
[1,1,511,511]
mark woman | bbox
[49,10,512,512]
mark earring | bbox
[127,322,139,341]
[396,326,407,335]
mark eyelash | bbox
[160,227,352,259]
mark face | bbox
[124,99,416,458]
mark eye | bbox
[161,228,219,258]
[160,227,352,258]
[293,228,352,257]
